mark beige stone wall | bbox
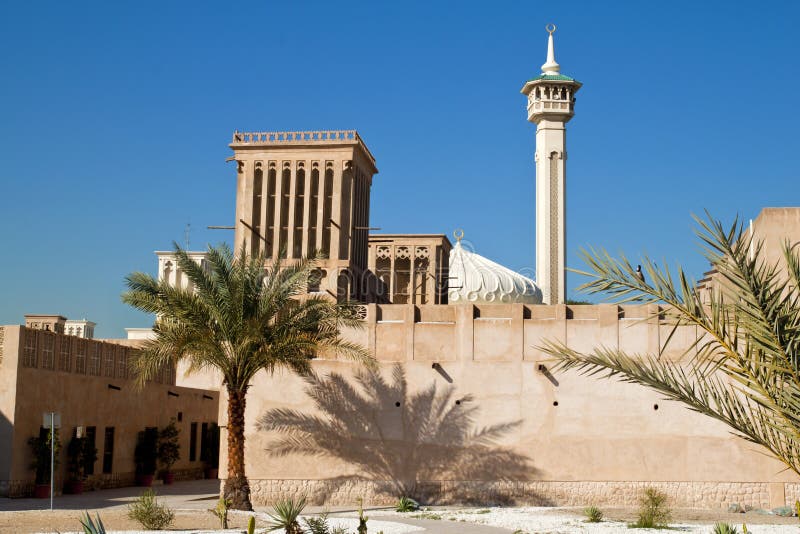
[212,303,800,508]
[0,326,219,497]
[247,479,799,509]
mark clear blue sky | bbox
[1,1,798,337]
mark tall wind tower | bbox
[521,24,581,304]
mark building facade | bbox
[130,28,800,509]
[0,325,219,497]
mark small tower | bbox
[521,24,581,304]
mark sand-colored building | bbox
[0,325,219,497]
[189,27,800,510]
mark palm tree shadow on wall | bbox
[257,364,547,505]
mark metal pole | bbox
[49,412,54,511]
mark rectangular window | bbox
[103,345,115,378]
[58,336,71,372]
[102,427,115,474]
[23,330,37,368]
[85,426,96,475]
[200,422,208,463]
[41,333,55,370]
[75,340,87,374]
[88,343,101,376]
[189,422,198,461]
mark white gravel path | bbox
[373,506,800,534]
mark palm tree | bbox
[542,214,800,476]
[122,244,372,510]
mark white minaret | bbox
[520,24,581,304]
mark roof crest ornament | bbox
[453,229,464,243]
[541,23,561,75]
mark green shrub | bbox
[304,513,332,534]
[631,487,671,529]
[712,523,739,534]
[28,429,60,484]
[79,512,106,534]
[396,496,420,512]
[584,506,603,523]
[127,489,174,530]
[211,497,231,529]
[247,515,256,534]
[157,419,181,475]
[267,495,306,534]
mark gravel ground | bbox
[371,506,800,533]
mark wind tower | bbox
[521,24,581,304]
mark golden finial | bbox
[453,229,464,243]
[546,23,556,35]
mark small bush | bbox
[211,497,231,529]
[127,489,174,530]
[267,495,307,534]
[631,487,671,529]
[303,513,332,534]
[584,506,603,523]
[712,523,739,534]
[247,515,256,534]
[396,496,420,512]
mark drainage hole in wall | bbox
[395,401,401,407]
[653,404,659,411]
[553,401,559,407]
[455,400,461,406]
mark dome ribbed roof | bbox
[447,239,542,305]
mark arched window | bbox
[265,165,277,258]
[251,164,263,255]
[293,166,305,258]
[307,167,319,256]
[321,165,334,257]
[279,166,291,258]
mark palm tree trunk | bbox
[223,388,252,510]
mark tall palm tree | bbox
[122,244,372,510]
[542,214,800,476]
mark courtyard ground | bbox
[0,480,797,533]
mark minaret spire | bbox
[520,24,582,305]
[541,24,560,75]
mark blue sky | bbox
[1,1,798,337]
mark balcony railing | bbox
[231,130,361,145]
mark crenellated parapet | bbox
[332,303,697,363]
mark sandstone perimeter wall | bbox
[212,303,800,509]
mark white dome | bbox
[448,238,543,305]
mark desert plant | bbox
[303,513,332,534]
[157,418,181,479]
[542,215,800,477]
[396,496,419,512]
[713,523,739,534]
[796,500,800,520]
[127,489,175,530]
[631,487,671,529]
[742,524,748,533]
[28,428,60,485]
[357,498,368,534]
[266,495,306,533]
[247,515,256,534]
[584,505,603,522]
[211,496,231,529]
[123,244,372,510]
[79,512,107,534]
